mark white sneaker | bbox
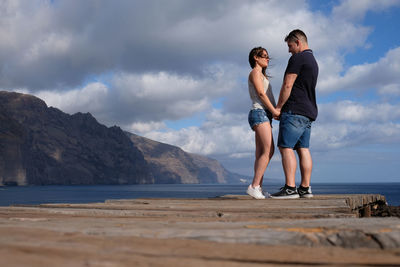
[246,185,265,199]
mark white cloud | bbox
[145,109,253,155]
[229,152,253,159]
[36,82,109,114]
[318,100,400,123]
[318,47,400,93]
[0,0,375,92]
[23,33,72,64]
[112,70,230,102]
[127,121,167,135]
[332,0,400,21]
[379,84,400,96]
[108,69,237,124]
[309,99,400,152]
[312,121,400,151]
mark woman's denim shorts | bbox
[248,109,272,130]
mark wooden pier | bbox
[0,194,399,266]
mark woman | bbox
[246,47,279,199]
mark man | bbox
[271,29,318,199]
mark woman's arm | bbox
[249,70,279,117]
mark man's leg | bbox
[272,112,303,199]
[297,148,312,187]
[279,147,296,187]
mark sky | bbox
[1,0,400,183]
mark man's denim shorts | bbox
[278,112,312,149]
[248,109,272,130]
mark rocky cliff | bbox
[127,133,243,184]
[0,91,153,185]
[0,91,242,185]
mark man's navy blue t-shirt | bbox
[282,49,318,121]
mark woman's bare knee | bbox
[269,146,275,159]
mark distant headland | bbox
[0,91,243,186]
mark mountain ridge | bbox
[0,91,243,185]
[126,132,242,184]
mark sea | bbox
[0,183,399,207]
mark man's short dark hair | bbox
[285,29,308,43]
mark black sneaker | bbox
[270,185,300,199]
[298,186,314,198]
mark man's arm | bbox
[276,73,297,109]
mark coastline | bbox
[1,182,400,207]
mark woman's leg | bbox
[257,138,274,187]
[252,122,274,188]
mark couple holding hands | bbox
[246,29,318,200]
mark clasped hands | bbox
[273,107,281,120]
